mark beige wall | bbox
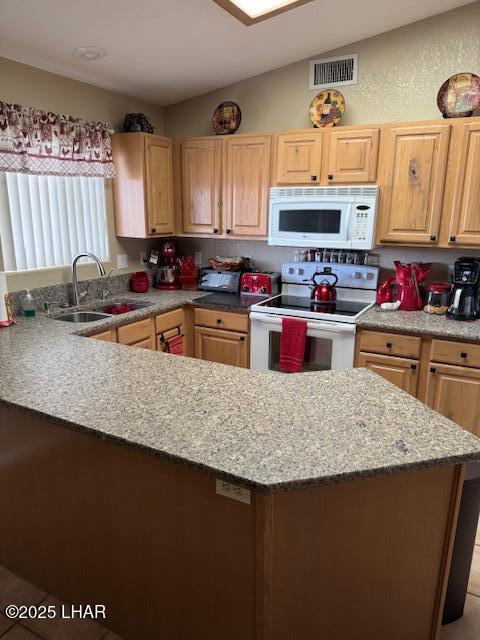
[0,57,165,291]
[165,2,480,137]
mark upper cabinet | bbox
[377,123,450,244]
[326,128,379,183]
[181,138,222,235]
[274,132,323,185]
[223,135,271,237]
[443,122,480,247]
[112,133,174,238]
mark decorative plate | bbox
[309,90,345,128]
[212,101,242,135]
[437,73,480,118]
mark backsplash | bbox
[176,238,480,282]
[8,270,152,315]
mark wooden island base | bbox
[0,404,462,640]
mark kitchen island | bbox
[1,292,480,640]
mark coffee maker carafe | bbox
[447,257,480,321]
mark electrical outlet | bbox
[140,252,147,266]
[215,479,251,505]
[194,251,203,267]
[117,254,128,269]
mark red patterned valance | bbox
[0,102,115,178]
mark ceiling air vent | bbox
[309,54,358,90]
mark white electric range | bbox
[250,262,379,373]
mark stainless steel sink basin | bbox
[92,300,155,314]
[55,311,112,323]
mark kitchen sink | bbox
[55,311,112,323]
[92,300,155,315]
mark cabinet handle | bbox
[213,228,219,234]
[430,366,437,374]
[311,175,317,182]
[226,229,231,234]
[240,336,245,342]
[386,341,393,348]
[449,236,456,242]
[429,235,437,242]
[461,352,468,359]
[327,174,334,181]
[216,318,222,324]
[151,228,157,234]
[410,363,417,370]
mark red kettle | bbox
[307,269,338,303]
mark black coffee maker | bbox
[447,257,480,321]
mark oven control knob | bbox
[288,267,294,275]
[355,272,363,279]
[296,268,304,275]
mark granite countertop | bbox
[1,289,479,492]
[358,306,480,342]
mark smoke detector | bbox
[72,47,107,62]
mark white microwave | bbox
[268,185,378,249]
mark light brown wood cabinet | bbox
[377,123,451,244]
[274,132,323,184]
[181,138,222,235]
[222,135,271,238]
[425,363,480,437]
[357,351,419,396]
[90,329,117,342]
[443,121,480,247]
[194,326,249,368]
[194,308,249,368]
[356,328,480,437]
[112,133,174,238]
[326,128,379,183]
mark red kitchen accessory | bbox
[394,261,431,311]
[376,276,395,305]
[130,271,150,293]
[279,317,307,373]
[240,272,280,296]
[305,269,338,305]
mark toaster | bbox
[240,272,280,296]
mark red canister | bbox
[130,271,150,293]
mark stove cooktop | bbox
[193,292,269,310]
[250,293,374,323]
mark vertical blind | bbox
[1,172,109,272]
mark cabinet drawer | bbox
[194,308,249,333]
[117,318,153,345]
[430,339,480,368]
[155,308,184,334]
[131,337,154,350]
[91,329,116,342]
[358,330,421,358]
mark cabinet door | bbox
[275,132,323,184]
[223,136,271,237]
[446,122,480,246]
[194,326,249,368]
[357,352,419,396]
[145,137,174,236]
[181,139,222,234]
[425,363,480,436]
[378,124,450,244]
[326,128,379,183]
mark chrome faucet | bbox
[71,253,107,306]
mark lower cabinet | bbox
[194,326,249,368]
[356,328,480,437]
[193,308,249,368]
[425,363,480,437]
[356,352,419,396]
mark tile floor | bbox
[0,524,479,639]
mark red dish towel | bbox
[279,317,307,373]
[166,334,184,356]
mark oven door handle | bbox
[249,312,356,333]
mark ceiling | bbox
[0,0,472,106]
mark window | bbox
[0,172,109,272]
